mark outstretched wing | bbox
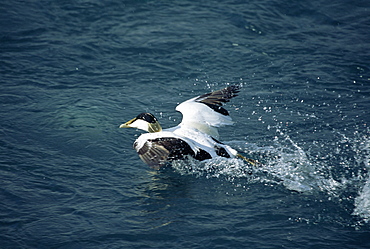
[194,85,240,115]
[175,85,240,138]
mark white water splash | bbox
[352,137,370,223]
[171,129,370,225]
[353,179,370,223]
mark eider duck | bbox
[120,85,257,169]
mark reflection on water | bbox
[130,170,192,230]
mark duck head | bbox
[119,112,162,133]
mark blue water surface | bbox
[1,0,370,248]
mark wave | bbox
[170,129,370,226]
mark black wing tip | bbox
[198,84,241,100]
[226,84,241,91]
[223,84,241,97]
[193,84,242,115]
[213,84,241,102]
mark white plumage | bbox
[175,97,234,139]
[120,85,256,169]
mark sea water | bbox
[1,0,369,248]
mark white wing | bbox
[175,85,240,139]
